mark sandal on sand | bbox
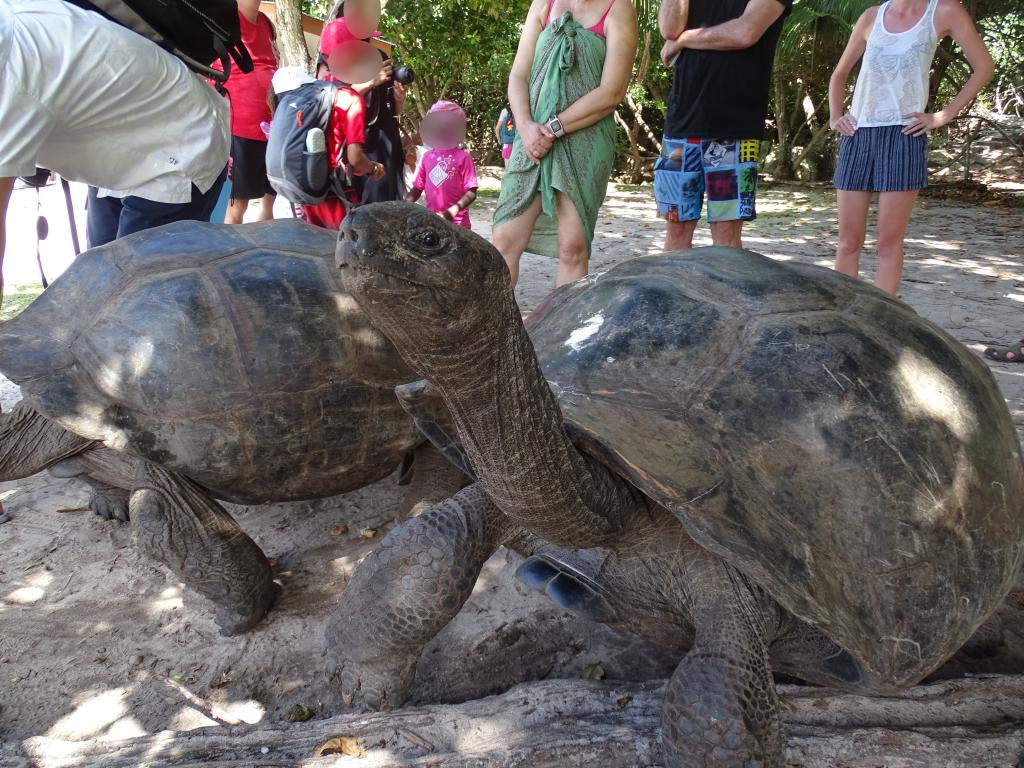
[984,339,1024,362]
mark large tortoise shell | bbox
[526,248,1024,685]
[0,220,420,502]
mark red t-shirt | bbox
[223,12,277,141]
[304,87,366,230]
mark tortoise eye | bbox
[409,228,445,253]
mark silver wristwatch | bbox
[546,115,566,138]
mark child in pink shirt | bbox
[406,101,478,228]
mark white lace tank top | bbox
[850,0,940,128]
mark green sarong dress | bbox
[493,11,616,258]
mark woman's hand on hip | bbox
[902,111,946,137]
[830,113,857,137]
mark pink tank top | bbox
[545,0,616,37]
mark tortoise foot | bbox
[662,652,783,768]
[89,487,131,522]
[329,650,418,712]
[213,581,280,636]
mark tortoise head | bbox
[338,202,514,360]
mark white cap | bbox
[272,66,316,95]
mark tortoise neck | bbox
[413,293,638,548]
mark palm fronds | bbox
[778,0,877,59]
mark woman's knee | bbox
[558,240,588,270]
[875,227,907,255]
[876,241,905,261]
[493,224,517,256]
[837,231,865,255]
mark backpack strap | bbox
[324,83,357,213]
[66,0,252,83]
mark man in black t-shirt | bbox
[656,0,792,251]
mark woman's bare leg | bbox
[834,190,871,280]
[555,192,590,287]
[874,190,918,295]
[492,195,543,287]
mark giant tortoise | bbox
[0,219,436,634]
[328,202,1024,767]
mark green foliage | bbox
[0,283,43,322]
[979,9,1024,115]
[376,0,530,161]
[302,0,334,18]
[777,0,875,59]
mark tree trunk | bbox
[274,0,311,70]
[772,77,797,180]
[16,675,1024,768]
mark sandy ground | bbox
[1,179,1022,759]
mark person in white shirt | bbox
[828,0,993,295]
[0,0,230,307]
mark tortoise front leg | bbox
[130,462,277,635]
[662,559,785,768]
[326,483,517,710]
[50,447,138,522]
[395,379,475,480]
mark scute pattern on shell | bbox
[526,248,1024,685]
[0,220,421,503]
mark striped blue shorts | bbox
[833,125,928,192]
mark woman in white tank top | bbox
[827,0,993,295]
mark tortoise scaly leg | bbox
[395,379,476,480]
[326,483,518,710]
[769,618,881,692]
[130,462,277,635]
[0,402,94,481]
[50,447,138,522]
[662,560,784,768]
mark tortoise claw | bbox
[89,488,131,523]
[328,651,417,712]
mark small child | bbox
[406,101,478,228]
[495,105,516,167]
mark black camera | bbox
[393,65,415,85]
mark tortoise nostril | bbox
[348,229,359,242]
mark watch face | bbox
[550,118,562,132]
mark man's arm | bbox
[676,0,785,50]
[0,176,13,309]
[659,0,690,40]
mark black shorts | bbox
[228,136,275,201]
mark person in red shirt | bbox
[222,0,278,224]
[302,50,385,229]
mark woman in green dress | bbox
[493,0,637,287]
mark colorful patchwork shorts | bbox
[654,137,760,223]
